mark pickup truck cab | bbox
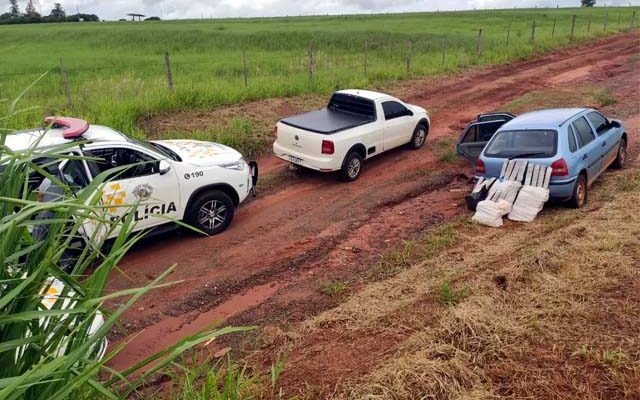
[457,109,627,208]
[273,90,430,181]
[6,117,258,240]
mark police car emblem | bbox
[132,184,153,200]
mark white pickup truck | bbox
[6,116,258,239]
[273,89,430,181]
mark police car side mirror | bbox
[158,160,171,175]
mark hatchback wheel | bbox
[568,174,588,209]
[612,137,627,169]
[187,191,235,235]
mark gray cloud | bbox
[21,0,640,20]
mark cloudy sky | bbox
[19,0,639,20]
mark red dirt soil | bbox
[104,32,640,374]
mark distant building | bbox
[126,13,145,21]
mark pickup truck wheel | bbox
[187,191,235,235]
[340,151,363,182]
[568,173,588,209]
[409,124,428,149]
[612,137,627,169]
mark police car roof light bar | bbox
[44,116,90,139]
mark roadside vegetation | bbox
[1,7,637,156]
[0,83,257,399]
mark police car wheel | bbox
[187,191,235,235]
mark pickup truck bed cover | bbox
[280,108,374,135]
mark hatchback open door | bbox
[456,120,510,164]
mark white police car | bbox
[6,116,258,239]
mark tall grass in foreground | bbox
[0,80,252,399]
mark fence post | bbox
[308,43,315,82]
[163,51,173,91]
[604,12,608,32]
[631,11,636,29]
[570,15,576,39]
[364,40,368,77]
[406,40,412,74]
[242,49,248,88]
[531,20,536,42]
[476,29,483,57]
[552,19,557,38]
[441,36,447,67]
[59,57,72,108]
[506,23,511,46]
[587,13,591,33]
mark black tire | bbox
[568,173,588,209]
[409,123,428,150]
[612,136,627,169]
[340,151,364,182]
[186,190,235,235]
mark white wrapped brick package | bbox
[472,199,513,227]
[508,186,550,222]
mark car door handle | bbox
[602,142,607,147]
[582,154,588,160]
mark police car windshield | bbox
[124,136,181,162]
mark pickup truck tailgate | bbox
[275,122,324,157]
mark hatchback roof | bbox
[501,108,590,130]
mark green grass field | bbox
[1,7,637,138]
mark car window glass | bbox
[461,125,478,143]
[478,121,503,142]
[568,125,578,153]
[586,111,609,136]
[60,159,90,192]
[382,101,408,120]
[85,147,158,179]
[484,130,557,158]
[573,117,595,147]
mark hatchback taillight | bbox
[321,140,335,155]
[550,158,569,176]
[476,158,486,174]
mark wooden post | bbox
[604,12,608,32]
[587,13,592,33]
[631,11,636,29]
[59,57,72,108]
[406,40,412,74]
[506,23,511,46]
[364,40,368,77]
[552,19,557,38]
[441,36,446,67]
[570,15,576,39]
[163,51,173,91]
[531,20,536,42]
[476,29,483,57]
[242,49,248,88]
[308,43,315,82]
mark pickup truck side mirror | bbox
[158,160,171,175]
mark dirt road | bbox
[105,32,640,371]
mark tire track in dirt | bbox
[105,31,640,371]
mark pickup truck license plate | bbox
[288,155,304,166]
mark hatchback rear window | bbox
[484,130,557,158]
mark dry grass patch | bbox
[288,165,640,399]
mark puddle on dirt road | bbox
[107,281,285,371]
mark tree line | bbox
[0,1,100,24]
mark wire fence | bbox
[1,11,637,114]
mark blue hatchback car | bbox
[457,108,628,208]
